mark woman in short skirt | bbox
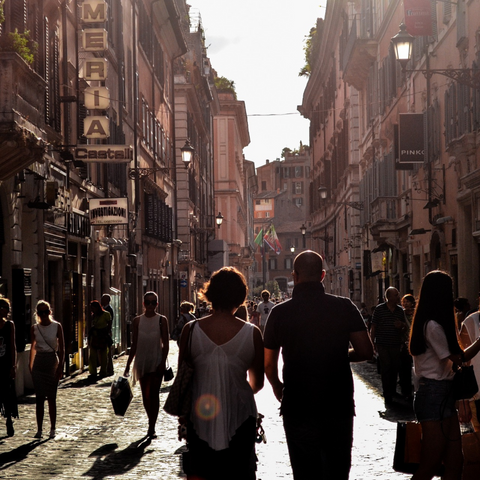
[409,271,480,479]
[29,300,65,439]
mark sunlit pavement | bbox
[0,342,414,479]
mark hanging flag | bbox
[254,228,264,247]
[264,225,282,255]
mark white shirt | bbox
[413,320,455,382]
[258,300,275,327]
[462,312,480,400]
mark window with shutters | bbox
[295,182,303,195]
[443,0,452,24]
[444,85,458,145]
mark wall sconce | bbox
[215,212,224,229]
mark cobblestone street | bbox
[0,342,415,479]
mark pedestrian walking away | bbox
[177,267,264,480]
[264,250,373,480]
[0,297,18,437]
[29,300,65,439]
[171,301,196,344]
[88,300,112,380]
[101,294,115,376]
[399,294,416,400]
[409,271,480,479]
[124,291,169,438]
[370,287,408,405]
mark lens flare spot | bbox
[195,394,220,420]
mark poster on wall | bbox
[89,198,128,225]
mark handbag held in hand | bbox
[452,365,478,400]
[163,321,196,417]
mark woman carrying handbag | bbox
[409,271,480,479]
[176,267,264,480]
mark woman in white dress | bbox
[178,267,264,479]
[124,291,169,438]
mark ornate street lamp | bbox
[180,140,194,168]
[215,212,224,229]
[391,23,414,71]
[300,224,306,249]
[290,245,295,254]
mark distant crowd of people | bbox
[3,253,480,480]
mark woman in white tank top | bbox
[177,267,264,480]
[124,291,169,438]
[29,300,65,439]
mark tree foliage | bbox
[0,29,38,65]
[214,76,237,99]
[299,25,317,77]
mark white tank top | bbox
[34,322,59,352]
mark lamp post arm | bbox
[403,68,480,90]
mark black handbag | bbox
[163,362,174,381]
[452,365,479,400]
[163,321,196,417]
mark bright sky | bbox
[189,1,326,168]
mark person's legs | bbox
[35,395,45,435]
[377,345,401,402]
[283,415,353,479]
[399,346,413,398]
[139,372,161,436]
[412,416,462,480]
[89,346,98,377]
[46,395,57,434]
[98,347,108,377]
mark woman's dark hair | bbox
[199,267,247,311]
[90,300,104,313]
[409,270,462,356]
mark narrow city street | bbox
[0,342,415,479]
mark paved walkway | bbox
[0,342,415,479]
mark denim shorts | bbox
[414,377,456,422]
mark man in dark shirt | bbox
[370,287,407,405]
[264,250,373,480]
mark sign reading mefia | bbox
[90,198,128,225]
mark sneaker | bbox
[49,429,56,439]
[34,430,43,438]
[6,419,14,437]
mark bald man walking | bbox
[264,250,373,480]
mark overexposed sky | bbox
[189,1,326,167]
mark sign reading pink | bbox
[404,0,432,37]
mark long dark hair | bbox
[409,270,462,356]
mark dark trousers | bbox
[376,344,402,401]
[283,415,353,480]
[398,345,413,397]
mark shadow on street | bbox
[82,437,154,479]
